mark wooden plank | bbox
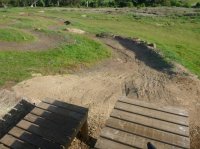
[43,98,88,114]
[106,117,190,148]
[16,119,70,145]
[119,98,189,117]
[24,113,76,135]
[100,127,184,149]
[0,144,9,149]
[36,102,84,121]
[111,109,189,137]
[115,102,189,126]
[30,107,88,146]
[95,137,137,149]
[8,127,63,149]
[0,99,88,149]
[0,134,36,149]
[31,107,81,126]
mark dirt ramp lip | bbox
[114,36,173,72]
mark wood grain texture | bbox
[111,109,189,136]
[119,97,188,117]
[106,117,190,148]
[8,127,63,149]
[115,101,188,126]
[0,99,88,149]
[95,98,190,149]
[0,134,36,149]
[0,144,10,149]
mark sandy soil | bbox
[0,36,200,148]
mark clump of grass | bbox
[0,28,35,42]
[12,17,57,29]
[0,34,111,86]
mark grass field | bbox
[0,7,200,86]
[0,33,110,86]
[0,28,35,42]
[57,9,200,77]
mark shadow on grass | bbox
[114,36,174,74]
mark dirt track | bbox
[0,36,200,148]
[0,30,65,51]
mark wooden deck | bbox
[0,98,88,149]
[95,97,190,149]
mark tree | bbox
[115,0,133,7]
[0,0,10,8]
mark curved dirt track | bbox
[1,36,200,148]
[0,30,65,51]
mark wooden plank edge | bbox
[114,107,189,127]
[105,125,189,149]
[110,115,189,138]
[119,98,189,117]
[42,98,88,115]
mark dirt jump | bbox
[0,35,200,148]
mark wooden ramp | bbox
[95,97,190,149]
[0,98,88,149]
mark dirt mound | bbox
[1,36,200,148]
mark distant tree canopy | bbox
[0,0,193,7]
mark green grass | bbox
[0,34,111,86]
[0,28,35,42]
[188,0,199,5]
[0,7,199,86]
[52,10,200,77]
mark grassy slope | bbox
[0,7,199,86]
[0,34,111,86]
[0,8,111,86]
[45,9,200,77]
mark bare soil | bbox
[0,30,65,51]
[0,36,200,148]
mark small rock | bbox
[64,21,71,25]
[96,32,112,38]
[64,28,85,34]
[148,43,156,48]
[31,73,42,77]
[34,28,41,31]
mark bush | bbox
[126,2,134,7]
[89,1,98,7]
[183,2,191,7]
[108,1,116,7]
[194,2,200,7]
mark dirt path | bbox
[0,36,200,148]
[0,30,65,51]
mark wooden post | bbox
[80,121,88,141]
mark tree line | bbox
[0,0,196,8]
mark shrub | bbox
[89,1,98,7]
[126,2,134,7]
[194,2,200,7]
